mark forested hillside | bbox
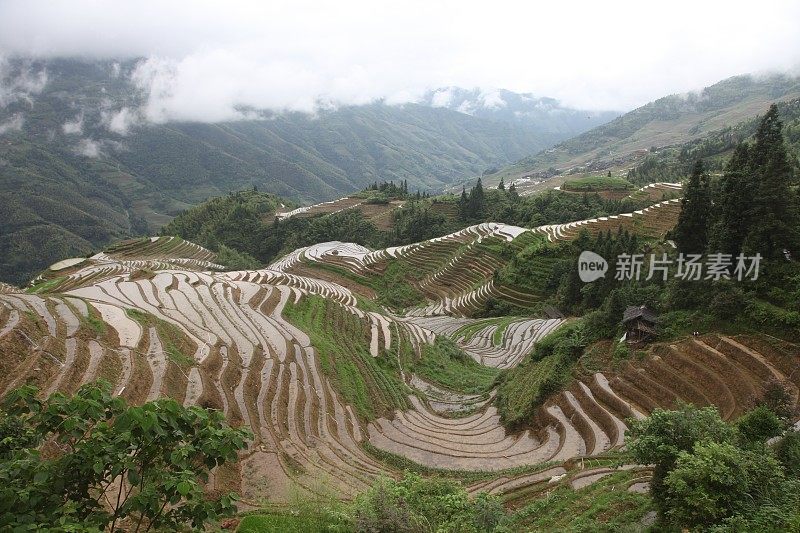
[627,97,800,183]
[0,58,612,285]
[487,73,800,185]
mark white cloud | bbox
[74,138,102,157]
[0,113,24,134]
[479,90,506,110]
[430,88,456,108]
[0,56,47,107]
[62,113,83,134]
[0,0,797,117]
[101,107,140,135]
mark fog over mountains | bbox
[0,57,618,284]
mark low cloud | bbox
[74,138,102,157]
[0,57,47,108]
[0,113,24,134]
[62,113,83,134]
[101,107,141,135]
[0,0,798,117]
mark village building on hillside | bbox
[622,305,658,344]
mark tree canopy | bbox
[0,381,250,532]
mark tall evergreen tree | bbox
[467,178,486,219]
[742,104,799,259]
[498,178,505,191]
[458,187,469,220]
[508,182,518,199]
[709,143,754,258]
[674,161,711,254]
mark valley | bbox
[0,37,799,530]
[3,157,799,530]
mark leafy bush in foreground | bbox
[0,381,250,532]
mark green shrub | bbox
[627,403,736,514]
[0,381,249,531]
[495,320,589,428]
[216,244,261,270]
[775,432,800,477]
[663,441,785,529]
[736,406,786,445]
[352,473,506,533]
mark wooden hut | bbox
[622,305,657,344]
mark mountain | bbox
[0,58,615,285]
[484,73,800,185]
[422,87,620,136]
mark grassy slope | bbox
[495,320,585,428]
[303,261,425,312]
[412,337,499,395]
[507,470,653,532]
[281,295,410,420]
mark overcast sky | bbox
[1,0,799,122]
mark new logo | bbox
[578,251,608,282]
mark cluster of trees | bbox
[163,179,651,274]
[457,178,490,220]
[363,180,410,197]
[628,98,800,186]
[628,400,800,531]
[676,105,800,261]
[0,381,250,531]
[492,105,800,341]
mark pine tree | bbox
[458,187,469,220]
[674,161,711,254]
[508,182,518,199]
[742,104,799,259]
[498,178,505,191]
[467,178,486,219]
[708,143,754,258]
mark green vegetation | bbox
[506,470,653,532]
[82,303,107,336]
[707,104,799,260]
[282,295,409,420]
[628,97,800,184]
[561,175,634,191]
[215,244,262,270]
[495,320,590,427]
[158,170,666,283]
[125,308,195,367]
[26,276,67,294]
[673,160,710,254]
[627,403,800,531]
[241,472,506,533]
[306,260,424,311]
[352,473,504,533]
[0,381,250,531]
[412,337,499,395]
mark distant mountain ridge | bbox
[0,57,614,284]
[422,87,620,136]
[485,73,800,183]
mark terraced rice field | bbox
[3,190,799,507]
[274,196,403,231]
[272,196,683,317]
